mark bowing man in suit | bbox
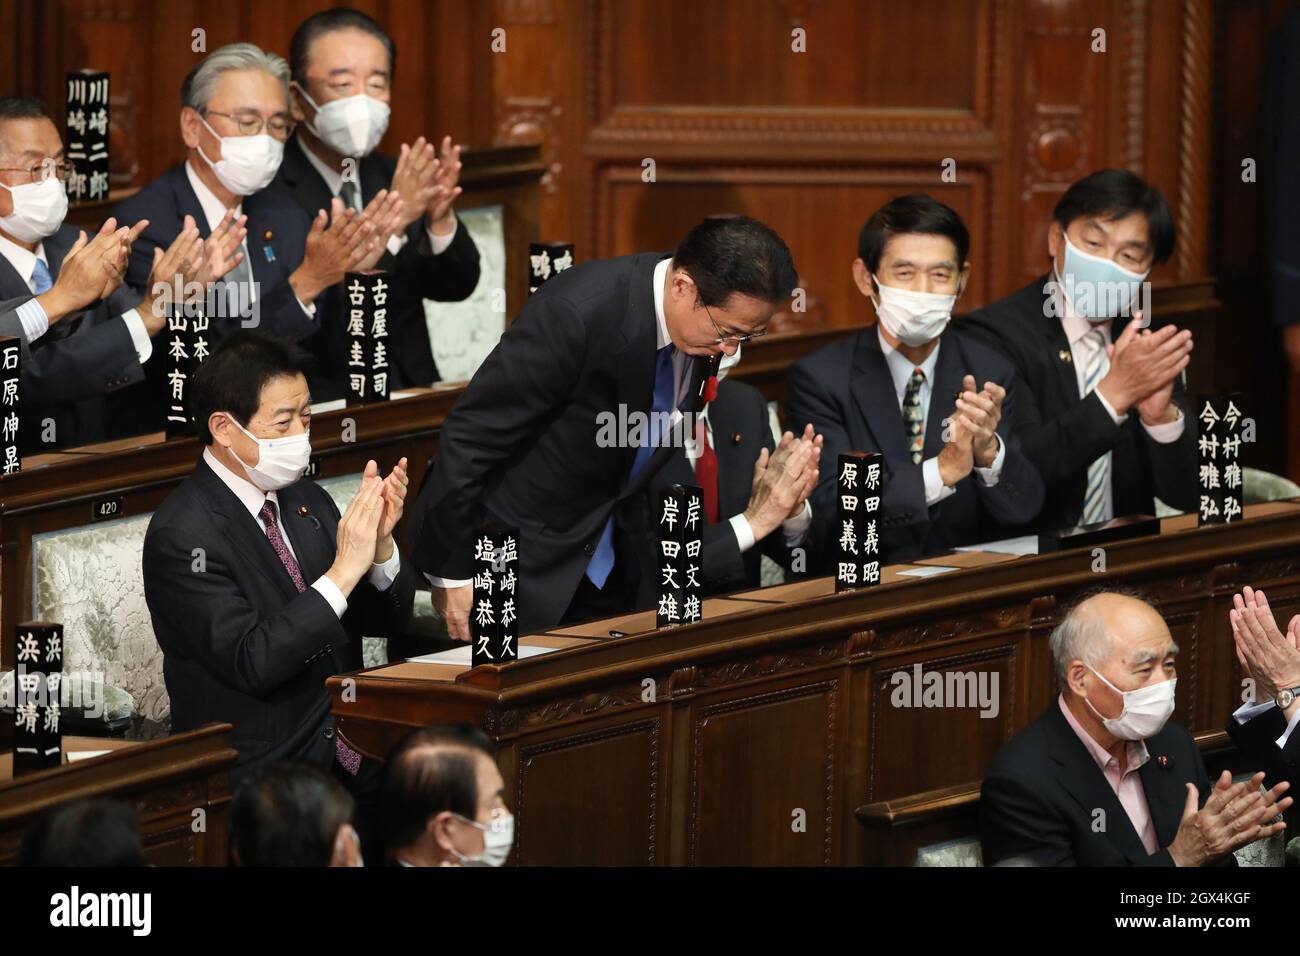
[981,589,1291,866]
[962,170,1198,532]
[648,345,820,595]
[278,7,481,398]
[785,195,1044,566]
[1226,587,1300,793]
[142,331,415,798]
[0,96,218,450]
[413,216,802,637]
[109,42,402,436]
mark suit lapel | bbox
[281,135,337,220]
[1044,702,1152,863]
[277,483,334,583]
[923,333,962,459]
[849,330,912,464]
[1037,275,1085,411]
[710,385,756,517]
[1137,736,1183,849]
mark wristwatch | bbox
[1274,685,1300,709]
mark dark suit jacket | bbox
[0,225,146,450]
[1265,11,1300,327]
[960,275,1198,532]
[784,326,1044,566]
[143,456,415,778]
[980,699,1226,867]
[106,164,318,437]
[646,378,792,595]
[1226,706,1300,792]
[272,135,481,398]
[412,252,712,632]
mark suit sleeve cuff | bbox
[781,499,812,546]
[367,547,400,591]
[311,575,348,618]
[729,513,756,553]
[297,297,316,316]
[1094,388,1128,426]
[386,233,409,257]
[1279,706,1300,750]
[426,214,457,255]
[974,433,1006,486]
[1141,406,1185,444]
[1234,700,1277,723]
[923,456,959,505]
[17,298,49,342]
[122,309,153,363]
[425,573,473,589]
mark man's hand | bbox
[936,407,974,487]
[194,208,248,286]
[744,430,817,539]
[289,198,380,302]
[354,189,405,270]
[955,374,1004,468]
[35,219,134,325]
[1230,586,1300,707]
[324,465,385,597]
[389,136,440,233]
[432,584,474,643]
[375,456,409,562]
[1167,771,1291,866]
[138,215,204,335]
[425,135,463,235]
[1096,317,1193,417]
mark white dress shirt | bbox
[1053,271,1185,523]
[1231,699,1300,751]
[878,327,1005,506]
[184,161,317,319]
[203,447,400,617]
[1,231,152,360]
[296,134,457,259]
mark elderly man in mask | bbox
[785,194,1043,568]
[982,588,1291,866]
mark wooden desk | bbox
[0,723,237,865]
[327,502,1300,866]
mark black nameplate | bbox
[835,451,883,592]
[471,527,519,666]
[656,483,704,628]
[91,496,124,522]
[13,621,63,776]
[528,241,575,295]
[65,71,110,203]
[1,335,19,475]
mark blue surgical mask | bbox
[1058,234,1148,320]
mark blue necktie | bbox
[585,344,676,588]
[31,259,52,295]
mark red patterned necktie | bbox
[258,498,361,776]
[694,416,719,524]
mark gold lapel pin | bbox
[1058,349,1072,364]
[731,432,742,446]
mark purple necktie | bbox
[258,499,361,776]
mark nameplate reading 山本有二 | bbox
[163,300,211,437]
[657,484,704,627]
[471,530,519,667]
[528,242,575,295]
[343,272,391,406]
[836,451,883,592]
[1,335,19,475]
[1197,394,1244,526]
[65,72,110,203]
[13,622,64,776]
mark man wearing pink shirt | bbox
[981,589,1291,866]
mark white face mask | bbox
[295,84,390,158]
[0,176,68,243]
[1084,666,1176,741]
[197,115,284,196]
[450,812,514,867]
[231,419,311,491]
[871,277,958,348]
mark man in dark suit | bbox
[109,41,400,437]
[0,95,216,449]
[142,332,414,798]
[278,7,481,398]
[786,195,1044,566]
[413,216,803,637]
[1226,586,1300,793]
[962,170,1198,533]
[648,346,820,594]
[981,589,1291,866]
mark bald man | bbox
[981,589,1291,866]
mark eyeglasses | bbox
[0,159,73,184]
[203,109,290,140]
[703,301,768,345]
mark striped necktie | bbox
[1082,328,1110,524]
[903,367,926,465]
